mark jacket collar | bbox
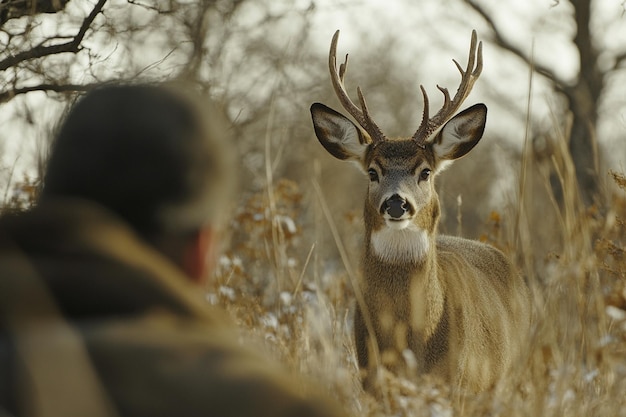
[0,198,228,326]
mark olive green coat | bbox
[0,199,346,417]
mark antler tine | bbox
[357,87,386,143]
[413,30,483,145]
[413,85,430,148]
[329,30,385,143]
[338,56,348,82]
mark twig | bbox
[0,82,96,104]
[0,0,107,71]
[464,0,566,91]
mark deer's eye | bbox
[419,168,431,181]
[368,168,379,182]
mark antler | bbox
[329,30,386,144]
[412,30,483,146]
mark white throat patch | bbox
[370,225,430,263]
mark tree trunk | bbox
[568,0,602,206]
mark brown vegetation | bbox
[205,152,626,416]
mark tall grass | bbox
[3,116,624,417]
[211,127,626,416]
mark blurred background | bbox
[2,0,625,263]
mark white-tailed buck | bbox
[310,30,530,391]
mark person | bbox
[0,84,348,417]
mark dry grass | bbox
[210,160,626,416]
[0,174,39,215]
[3,133,625,417]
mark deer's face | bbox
[311,30,486,261]
[364,140,437,232]
[311,102,486,264]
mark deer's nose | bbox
[381,194,409,219]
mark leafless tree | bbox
[464,0,625,206]
[1,0,107,104]
[0,0,322,198]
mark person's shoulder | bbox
[84,311,349,417]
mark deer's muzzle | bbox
[381,194,411,219]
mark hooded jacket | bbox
[0,198,346,417]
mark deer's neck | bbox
[363,226,445,341]
[368,226,430,264]
[364,223,438,278]
[363,198,445,338]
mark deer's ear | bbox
[433,103,487,162]
[311,103,369,162]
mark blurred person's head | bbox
[41,83,235,283]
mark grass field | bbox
[2,135,625,417]
[209,163,626,416]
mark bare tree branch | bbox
[0,0,71,26]
[0,0,107,71]
[465,0,608,205]
[464,0,567,91]
[0,82,96,103]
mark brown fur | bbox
[310,111,531,392]
[310,30,530,391]
[359,231,530,391]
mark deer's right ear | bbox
[310,103,369,162]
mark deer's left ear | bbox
[433,103,487,161]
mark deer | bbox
[310,30,531,392]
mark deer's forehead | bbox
[366,140,434,169]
